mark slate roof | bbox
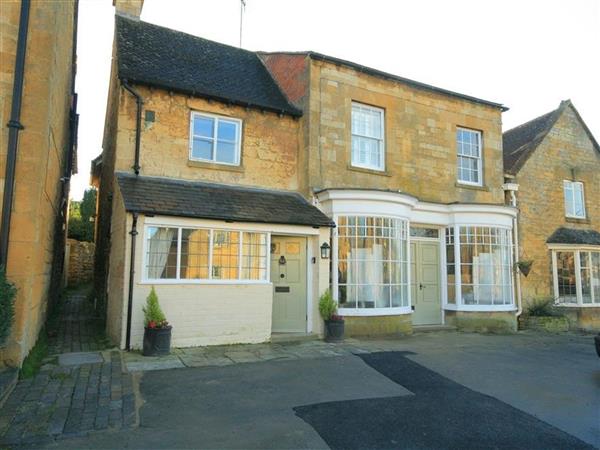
[503,100,600,175]
[115,15,301,117]
[116,173,335,227]
[547,227,600,246]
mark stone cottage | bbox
[95,1,522,351]
[0,0,78,366]
[503,100,600,330]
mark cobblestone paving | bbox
[0,289,136,447]
[47,290,106,355]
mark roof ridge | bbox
[503,105,561,136]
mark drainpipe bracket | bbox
[6,120,24,130]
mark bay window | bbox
[446,226,513,306]
[552,249,600,305]
[336,216,409,311]
[145,226,267,282]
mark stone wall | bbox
[514,105,600,312]
[0,1,76,366]
[66,239,95,286]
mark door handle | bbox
[419,283,425,290]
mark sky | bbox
[72,0,600,200]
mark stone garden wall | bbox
[66,239,95,286]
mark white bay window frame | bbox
[143,224,270,284]
[444,224,515,312]
[551,246,600,306]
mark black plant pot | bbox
[324,319,345,343]
[594,334,600,358]
[143,326,172,356]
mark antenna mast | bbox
[239,0,246,48]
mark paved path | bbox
[0,289,135,447]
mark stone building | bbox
[0,0,78,366]
[96,1,522,351]
[503,100,600,330]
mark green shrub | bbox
[526,297,561,317]
[318,289,337,321]
[143,287,168,328]
[20,330,48,379]
[0,268,17,347]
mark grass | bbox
[19,330,48,379]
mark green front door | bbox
[410,240,442,325]
[271,236,307,333]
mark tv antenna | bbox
[239,0,246,48]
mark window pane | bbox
[337,216,407,309]
[352,105,382,139]
[592,252,600,304]
[241,232,267,280]
[456,226,512,305]
[352,136,382,169]
[191,138,213,160]
[215,141,237,164]
[574,184,585,217]
[556,252,577,303]
[180,229,209,279]
[212,231,239,279]
[146,227,178,279]
[217,120,238,142]
[193,116,214,138]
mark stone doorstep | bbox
[58,352,104,366]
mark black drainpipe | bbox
[121,80,143,350]
[0,0,31,268]
[121,80,143,175]
[125,212,139,351]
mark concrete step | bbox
[412,325,457,333]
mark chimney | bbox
[113,0,144,19]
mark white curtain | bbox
[147,228,176,279]
[355,244,383,308]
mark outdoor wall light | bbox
[320,242,331,259]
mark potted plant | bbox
[516,260,534,277]
[319,289,344,343]
[142,287,172,356]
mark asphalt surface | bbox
[295,351,594,450]
[34,332,599,449]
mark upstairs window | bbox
[351,103,385,171]
[190,112,241,165]
[457,128,482,185]
[563,181,586,218]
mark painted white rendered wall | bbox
[115,213,328,350]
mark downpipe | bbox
[125,212,139,351]
[121,80,143,175]
[510,190,523,318]
[0,0,31,268]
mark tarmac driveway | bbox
[43,332,598,449]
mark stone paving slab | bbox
[58,352,104,366]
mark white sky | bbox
[72,0,600,200]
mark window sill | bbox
[565,217,590,224]
[555,303,600,308]
[188,160,244,172]
[347,165,392,177]
[338,307,412,316]
[455,182,489,191]
[444,304,516,312]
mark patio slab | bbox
[57,352,103,366]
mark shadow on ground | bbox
[294,351,594,450]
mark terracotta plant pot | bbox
[324,319,345,343]
[143,325,172,356]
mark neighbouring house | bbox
[96,1,521,351]
[0,0,78,366]
[503,100,600,331]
